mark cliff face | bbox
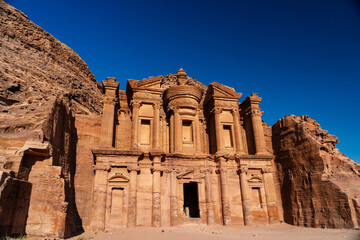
[273,115,360,229]
[0,0,103,237]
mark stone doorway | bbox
[183,182,200,218]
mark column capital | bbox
[153,102,162,109]
[127,165,140,172]
[238,166,248,174]
[93,164,110,172]
[131,100,141,109]
[151,166,163,173]
[231,108,240,117]
[103,96,118,104]
[215,168,227,174]
[212,107,223,115]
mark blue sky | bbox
[7,0,360,162]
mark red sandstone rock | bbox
[0,0,102,237]
[272,115,360,229]
[0,0,359,238]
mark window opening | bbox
[223,125,233,148]
[140,119,151,144]
[182,120,193,143]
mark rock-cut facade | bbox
[83,68,282,230]
[1,1,360,238]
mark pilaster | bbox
[127,165,139,227]
[90,164,110,231]
[261,167,279,224]
[238,166,253,226]
[152,102,161,150]
[100,77,119,147]
[216,156,231,226]
[130,100,141,149]
[213,107,223,153]
[201,168,215,225]
[232,109,245,154]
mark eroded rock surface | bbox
[0,0,102,237]
[273,115,360,229]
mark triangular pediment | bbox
[208,82,242,99]
[137,75,163,88]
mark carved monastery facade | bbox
[77,68,282,231]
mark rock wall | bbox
[273,115,360,229]
[0,171,31,236]
[0,0,103,237]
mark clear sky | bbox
[6,0,360,163]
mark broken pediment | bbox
[207,82,242,100]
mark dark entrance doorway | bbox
[183,182,200,218]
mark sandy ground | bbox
[68,224,360,240]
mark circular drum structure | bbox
[164,85,203,110]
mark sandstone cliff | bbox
[273,115,360,229]
[0,0,103,237]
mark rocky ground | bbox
[67,224,360,240]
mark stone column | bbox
[217,157,231,226]
[239,166,252,226]
[152,102,161,150]
[195,109,202,153]
[173,107,182,153]
[100,77,119,147]
[250,108,267,155]
[232,109,245,154]
[131,100,140,149]
[262,167,279,224]
[168,168,179,226]
[213,108,223,153]
[90,164,110,231]
[169,114,174,152]
[151,156,162,227]
[201,168,215,225]
[100,99,116,146]
[127,166,138,227]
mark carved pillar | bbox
[239,166,252,225]
[127,166,138,227]
[262,167,279,224]
[169,114,174,152]
[217,157,231,225]
[232,109,245,154]
[151,156,162,227]
[100,77,119,147]
[195,109,202,152]
[214,108,223,153]
[90,164,110,231]
[153,102,161,150]
[173,107,182,153]
[167,168,179,226]
[131,101,140,149]
[250,109,267,155]
[201,168,215,225]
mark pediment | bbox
[137,75,163,88]
[177,170,205,180]
[108,173,130,182]
[248,176,262,183]
[208,82,242,99]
